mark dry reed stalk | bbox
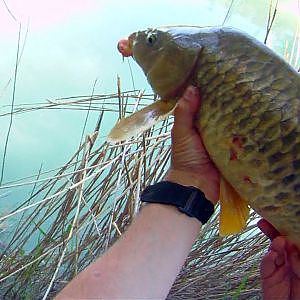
[0,89,177,299]
[0,88,268,299]
[264,0,279,44]
[1,8,298,298]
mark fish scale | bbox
[193,29,300,243]
[111,26,300,247]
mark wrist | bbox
[141,181,215,225]
[164,169,219,205]
[142,203,200,228]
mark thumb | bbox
[257,219,280,240]
[173,86,200,131]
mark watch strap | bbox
[140,181,214,224]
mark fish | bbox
[108,26,300,248]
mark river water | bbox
[0,0,299,244]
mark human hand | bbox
[165,86,220,205]
[258,219,300,300]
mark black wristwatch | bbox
[140,181,214,224]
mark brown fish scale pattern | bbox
[194,30,300,245]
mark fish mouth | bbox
[117,34,136,57]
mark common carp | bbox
[108,26,300,248]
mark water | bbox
[0,2,299,298]
[0,0,299,213]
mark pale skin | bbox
[57,86,300,299]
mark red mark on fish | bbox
[232,135,244,149]
[230,148,238,161]
[243,176,253,184]
[229,135,245,161]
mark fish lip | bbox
[117,33,136,57]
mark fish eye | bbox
[146,33,157,45]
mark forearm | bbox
[57,203,201,299]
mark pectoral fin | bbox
[219,176,250,236]
[107,99,177,143]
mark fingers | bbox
[263,233,300,278]
[290,250,300,277]
[261,237,286,277]
[258,219,300,277]
[260,250,279,279]
[173,86,200,133]
[286,242,300,278]
[257,219,280,240]
[270,236,286,253]
[261,251,290,300]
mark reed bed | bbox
[1,2,299,298]
[0,88,269,300]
